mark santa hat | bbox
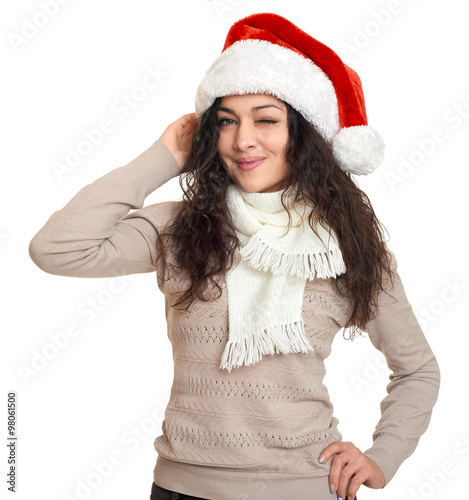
[195,13,385,175]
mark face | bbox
[216,93,290,193]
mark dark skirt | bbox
[150,481,208,500]
[150,481,356,500]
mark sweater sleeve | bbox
[362,248,440,486]
[28,140,181,278]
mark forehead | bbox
[218,93,286,109]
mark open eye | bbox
[218,118,236,126]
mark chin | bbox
[234,180,274,193]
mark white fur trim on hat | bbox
[195,39,341,141]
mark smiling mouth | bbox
[236,157,266,171]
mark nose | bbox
[233,120,257,151]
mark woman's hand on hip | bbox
[158,112,198,170]
[318,441,385,499]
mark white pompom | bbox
[332,125,385,175]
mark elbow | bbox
[431,355,441,401]
[29,233,56,275]
[29,234,47,271]
[389,354,441,406]
[415,355,441,406]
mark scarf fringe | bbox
[220,320,313,372]
[240,234,346,280]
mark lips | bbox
[235,157,266,171]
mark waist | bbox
[153,456,338,500]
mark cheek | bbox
[217,133,230,158]
[280,132,289,163]
[264,127,288,152]
[216,139,230,173]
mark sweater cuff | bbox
[364,443,398,487]
[123,140,180,198]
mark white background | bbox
[1,1,468,499]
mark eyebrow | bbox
[217,104,284,114]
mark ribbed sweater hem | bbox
[153,455,336,500]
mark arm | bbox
[362,248,440,485]
[29,111,198,278]
[318,247,440,498]
[28,140,181,278]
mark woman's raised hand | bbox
[318,441,385,499]
[158,112,198,171]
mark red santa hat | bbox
[195,12,385,175]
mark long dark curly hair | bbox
[155,96,397,338]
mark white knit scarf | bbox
[221,183,346,372]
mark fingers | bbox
[343,469,369,500]
[184,113,199,136]
[178,112,198,128]
[174,113,199,145]
[328,443,360,498]
[318,440,348,464]
[335,459,364,499]
[181,112,197,121]
[318,441,351,496]
[158,113,199,170]
[318,441,383,499]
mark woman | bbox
[29,13,440,500]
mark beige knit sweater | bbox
[29,140,440,500]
